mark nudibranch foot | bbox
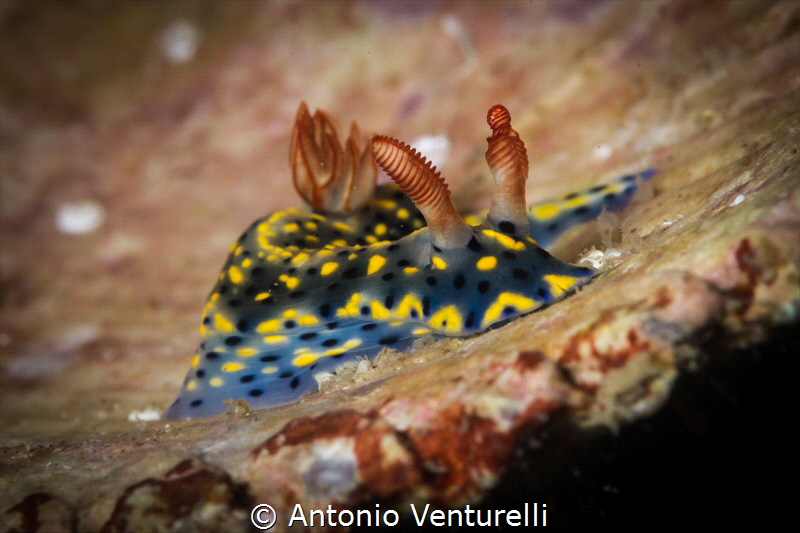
[162,103,649,420]
[524,168,656,248]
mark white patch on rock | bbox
[160,20,201,63]
[56,201,104,234]
[730,194,746,207]
[411,135,450,170]
[128,407,161,422]
[593,143,613,160]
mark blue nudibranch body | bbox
[163,103,654,419]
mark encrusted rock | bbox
[100,458,251,533]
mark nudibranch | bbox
[163,103,654,419]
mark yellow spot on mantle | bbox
[279,274,300,289]
[431,256,448,270]
[532,204,560,219]
[543,274,580,299]
[209,377,224,387]
[256,319,281,333]
[341,339,362,350]
[482,229,526,250]
[481,292,538,328]
[228,266,244,284]
[299,315,319,326]
[264,335,288,344]
[214,313,235,333]
[337,293,362,317]
[367,255,387,275]
[370,300,391,320]
[429,305,463,334]
[325,338,363,356]
[291,252,310,265]
[565,196,589,208]
[476,256,497,271]
[397,294,423,318]
[321,262,339,276]
[333,222,352,232]
[293,353,320,367]
[221,362,245,372]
